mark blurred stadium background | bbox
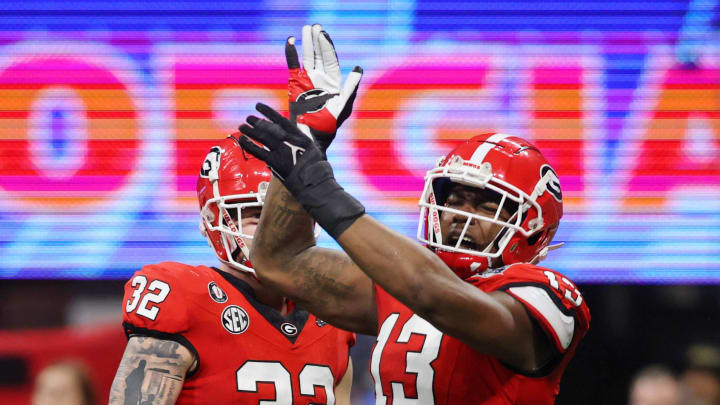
[0,1,718,404]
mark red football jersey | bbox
[122,262,355,405]
[370,263,590,405]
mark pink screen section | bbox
[0,41,717,281]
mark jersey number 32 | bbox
[125,275,171,321]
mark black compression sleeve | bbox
[286,160,365,239]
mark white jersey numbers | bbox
[125,275,147,313]
[371,314,443,405]
[236,361,292,405]
[299,365,336,404]
[236,361,335,405]
[124,275,171,320]
[543,271,583,307]
[371,313,398,405]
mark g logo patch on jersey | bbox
[221,305,250,334]
[539,164,563,202]
[208,282,228,303]
[280,322,298,336]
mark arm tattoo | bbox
[109,337,190,405]
[256,178,375,333]
[137,340,181,359]
[293,253,354,298]
[287,250,358,314]
[259,182,314,249]
[270,203,307,230]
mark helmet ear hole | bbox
[527,230,545,246]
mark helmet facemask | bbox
[418,155,545,271]
[201,186,267,274]
[197,136,279,276]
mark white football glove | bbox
[286,24,363,151]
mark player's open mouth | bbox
[446,234,479,251]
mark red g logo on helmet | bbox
[200,146,222,178]
[539,164,562,203]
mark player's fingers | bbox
[246,115,262,127]
[336,67,362,128]
[285,36,300,69]
[319,30,340,81]
[239,121,282,148]
[312,24,324,72]
[301,25,313,70]
[246,115,288,146]
[339,66,363,104]
[255,102,299,135]
[255,102,289,126]
[238,135,271,162]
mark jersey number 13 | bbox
[371,314,443,404]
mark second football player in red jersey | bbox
[108,135,355,405]
[239,24,590,404]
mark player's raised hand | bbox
[238,103,324,183]
[239,102,365,239]
[286,24,363,152]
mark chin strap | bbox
[529,242,564,265]
[199,221,212,247]
[435,249,489,279]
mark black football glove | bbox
[238,103,321,183]
[238,103,365,239]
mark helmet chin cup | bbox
[435,249,489,280]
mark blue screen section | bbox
[0,1,718,282]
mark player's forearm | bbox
[252,179,376,334]
[268,244,376,334]
[109,337,189,405]
[337,215,511,337]
[336,215,448,310]
[109,371,182,405]
[252,177,316,271]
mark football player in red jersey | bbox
[238,24,590,404]
[108,134,355,405]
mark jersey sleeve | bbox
[122,263,190,338]
[504,285,575,352]
[491,265,590,354]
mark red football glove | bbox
[285,24,363,152]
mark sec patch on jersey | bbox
[221,305,250,334]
